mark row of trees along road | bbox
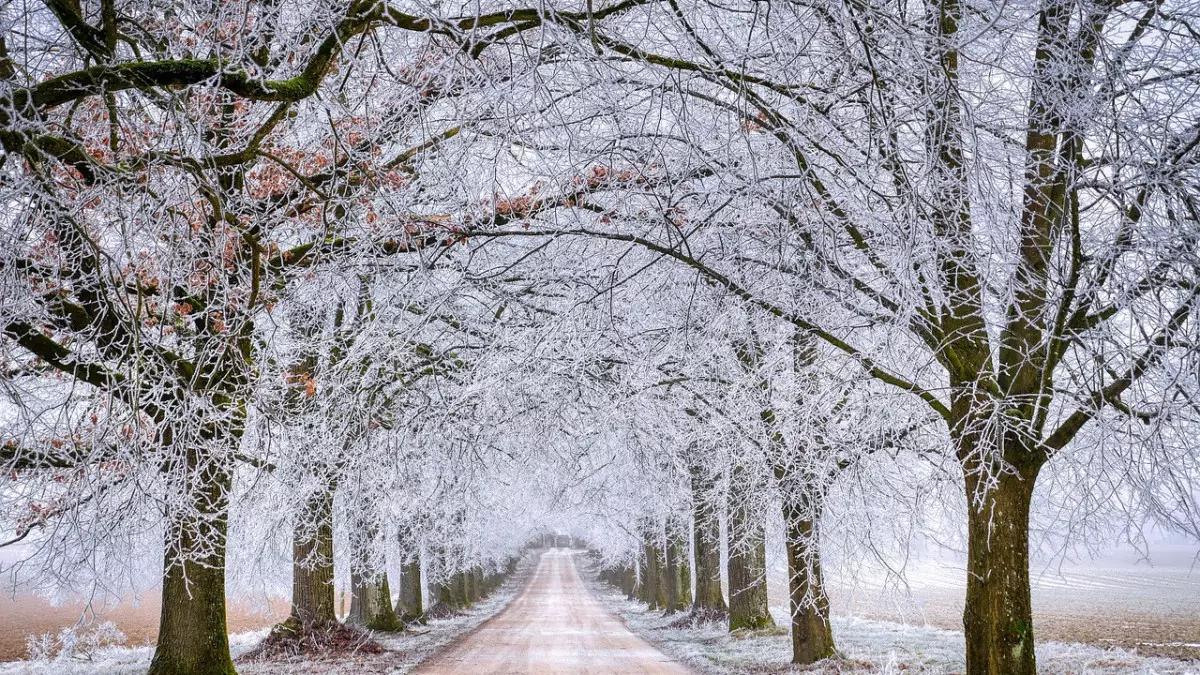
[3,0,1200,675]
[0,0,646,672]
[482,0,1200,672]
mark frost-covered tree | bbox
[462,1,1200,671]
[0,0,648,670]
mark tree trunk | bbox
[728,489,773,631]
[963,465,1039,675]
[665,518,689,613]
[450,571,467,607]
[460,570,475,607]
[348,569,401,631]
[434,576,458,610]
[782,493,834,664]
[433,553,466,612]
[347,514,401,631]
[396,556,423,621]
[147,464,235,675]
[396,553,424,623]
[622,565,637,599]
[641,537,662,610]
[692,476,727,613]
[472,568,484,601]
[679,551,692,607]
[289,489,337,625]
[664,535,683,614]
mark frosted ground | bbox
[812,543,1200,661]
[603,602,1200,675]
[591,576,1200,675]
[3,546,1199,673]
[0,559,536,675]
[0,590,514,675]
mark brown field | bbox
[0,591,287,661]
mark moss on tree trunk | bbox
[692,476,726,613]
[460,570,475,607]
[640,534,662,610]
[348,570,401,631]
[664,537,683,614]
[434,572,468,611]
[434,580,455,609]
[665,519,689,613]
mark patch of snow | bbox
[0,555,536,675]
[0,629,272,675]
[589,578,1200,674]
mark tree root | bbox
[423,603,466,620]
[239,617,384,661]
[667,606,728,628]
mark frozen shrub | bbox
[24,621,127,662]
[24,633,56,661]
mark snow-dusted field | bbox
[0,557,537,675]
[0,598,507,675]
[0,630,271,675]
[580,544,1200,675]
[595,584,1200,675]
[5,547,1200,674]
[811,544,1200,662]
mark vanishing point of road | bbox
[415,549,692,674]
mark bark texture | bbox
[147,465,235,675]
[664,537,684,614]
[289,489,337,625]
[348,570,401,631]
[727,477,773,631]
[963,464,1039,675]
[782,494,834,664]
[640,536,663,610]
[347,515,401,631]
[434,564,471,612]
[664,519,690,613]
[396,554,424,623]
[463,569,477,605]
[691,475,727,613]
[434,578,459,610]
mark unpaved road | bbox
[416,549,691,674]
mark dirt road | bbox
[415,549,691,674]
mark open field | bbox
[6,544,1199,665]
[0,592,287,662]
[811,545,1200,661]
[4,548,1200,673]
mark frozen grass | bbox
[588,578,1200,674]
[0,556,536,675]
[0,630,270,675]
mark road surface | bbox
[415,549,691,674]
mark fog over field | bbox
[819,541,1200,659]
